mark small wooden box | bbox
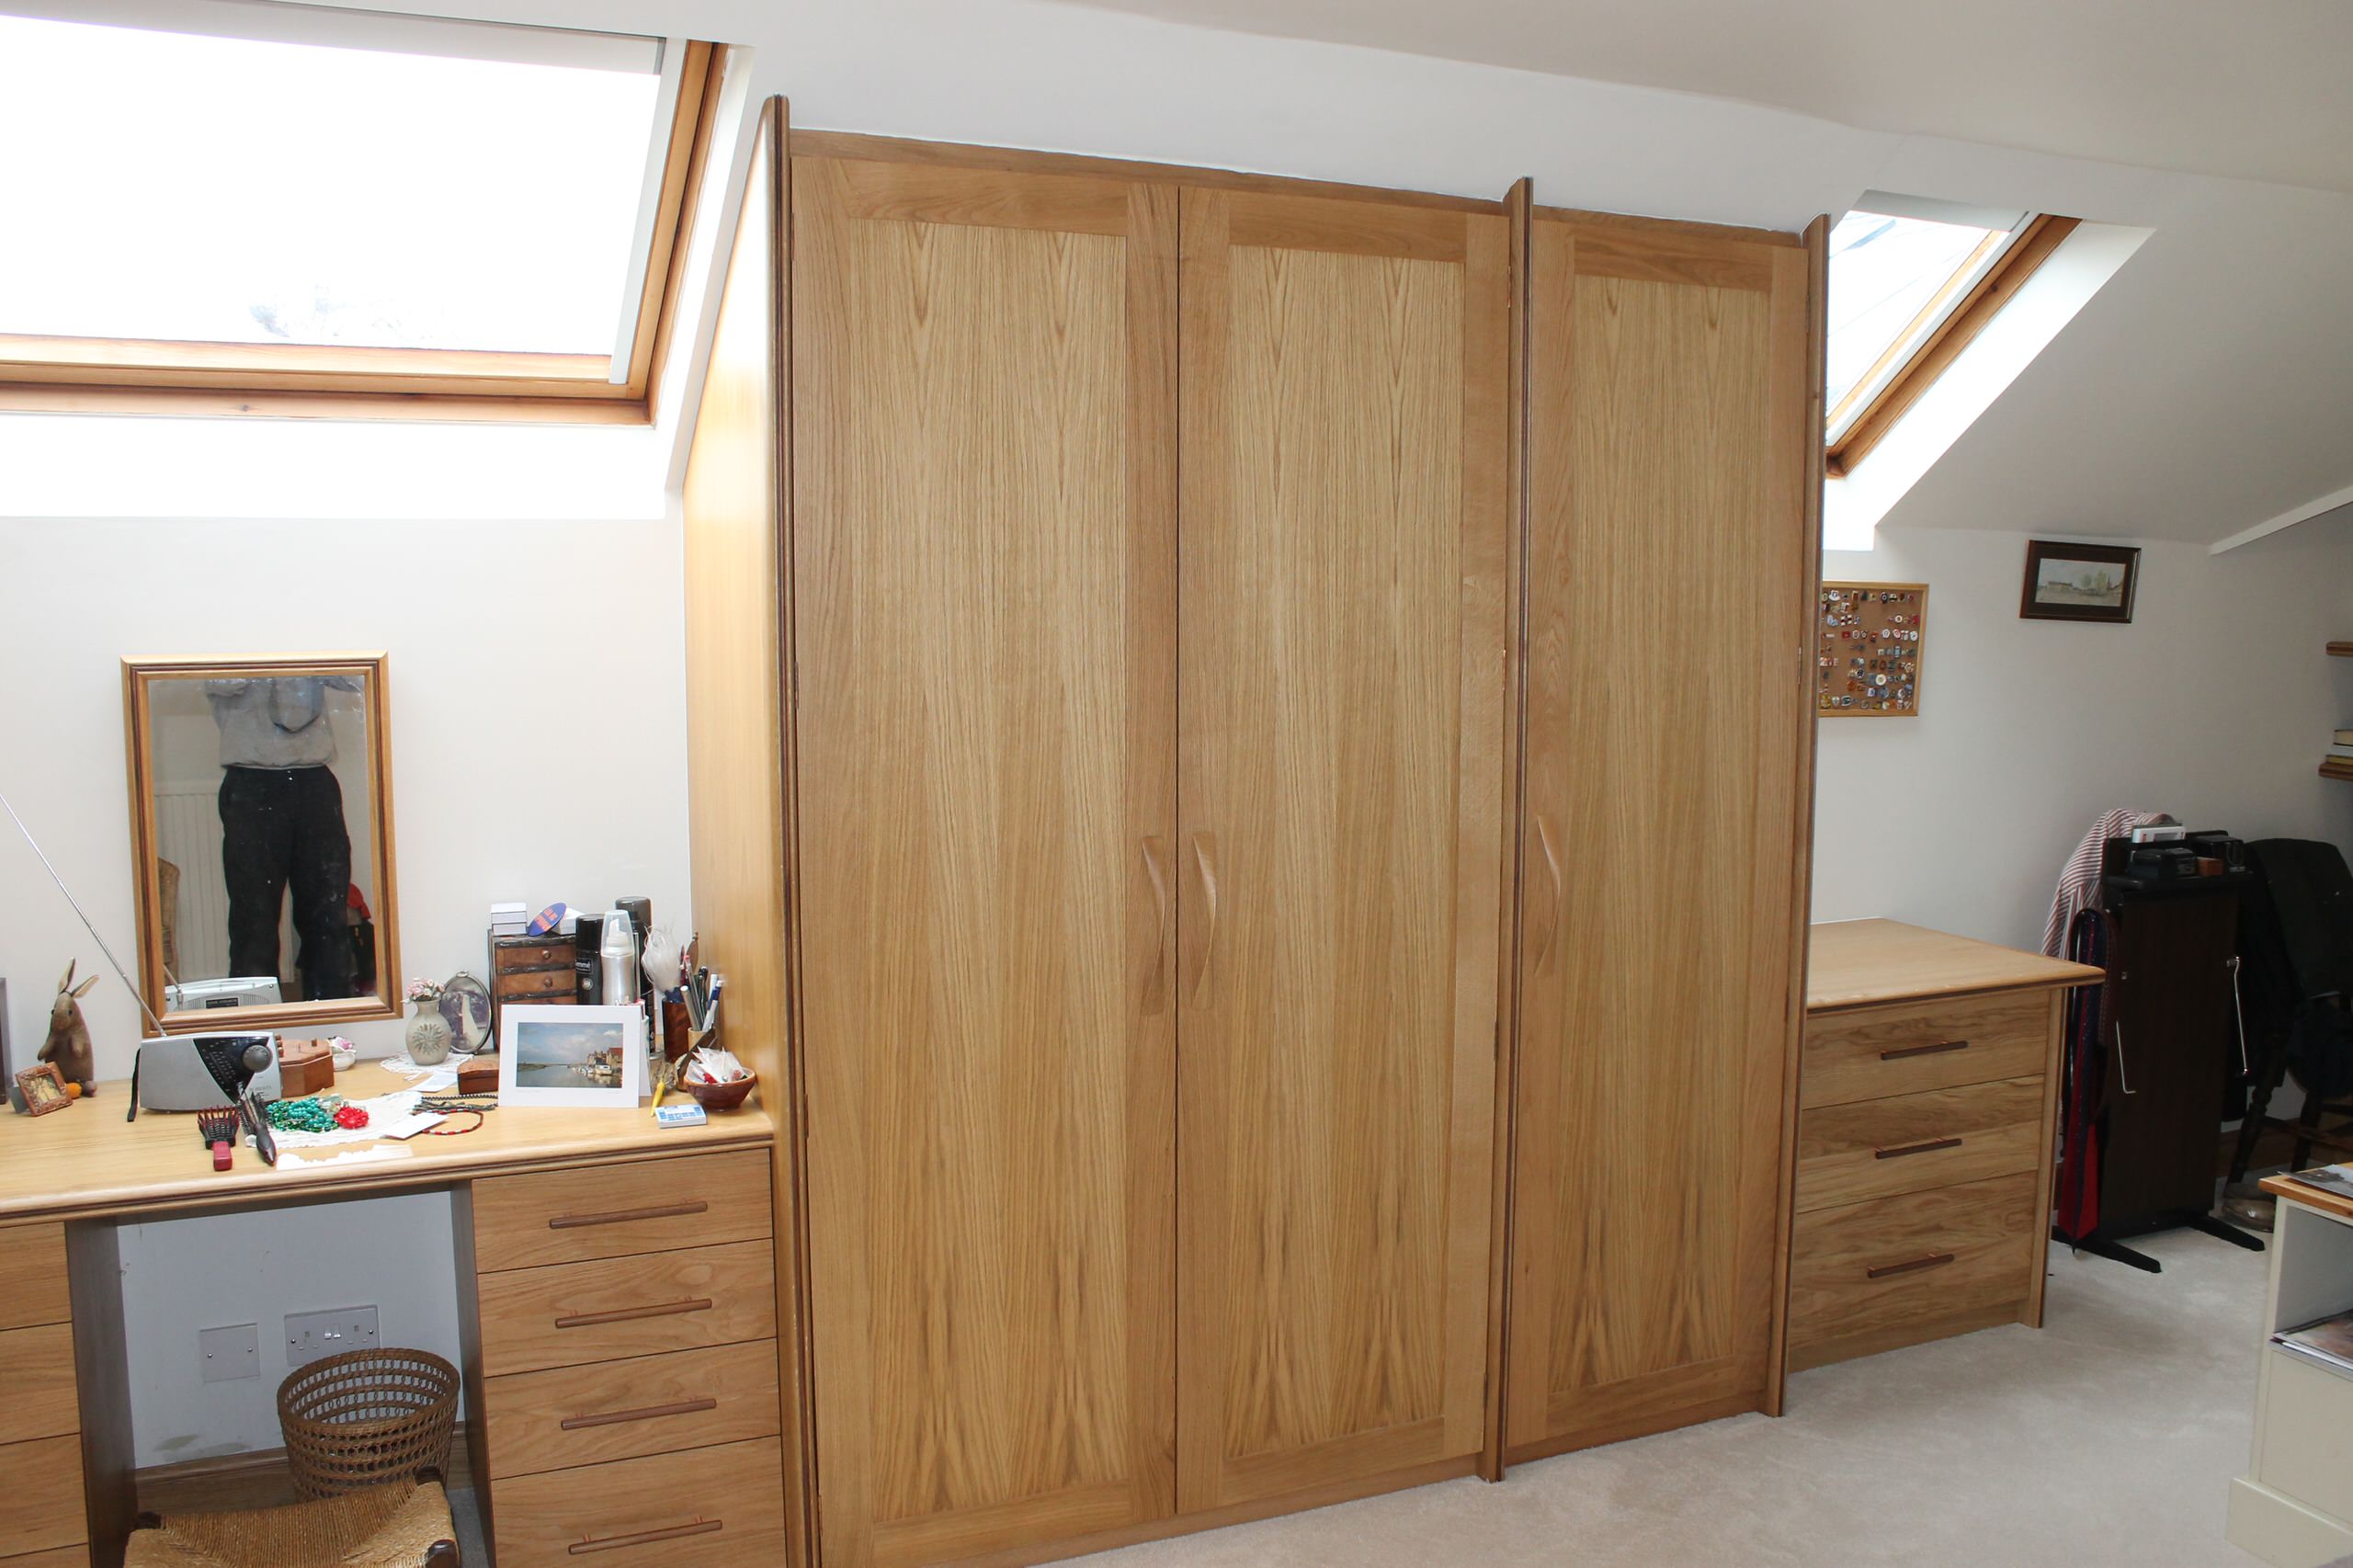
[276,1039,335,1098]
[489,934,576,1036]
[458,1055,499,1097]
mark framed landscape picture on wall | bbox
[2020,540,2140,624]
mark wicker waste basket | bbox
[278,1348,460,1499]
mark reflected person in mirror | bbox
[205,676,360,1000]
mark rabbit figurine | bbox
[40,961,100,1096]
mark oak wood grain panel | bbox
[0,1324,77,1444]
[1223,189,1469,262]
[1177,187,1508,1509]
[0,1547,90,1568]
[475,1240,777,1377]
[1806,918,2104,1012]
[1507,211,1812,1451]
[483,1341,781,1478]
[832,156,1132,235]
[471,1149,772,1272]
[0,1224,69,1329]
[791,153,1178,1566]
[0,1436,85,1555]
[1785,1172,2039,1360]
[489,1437,785,1568]
[1794,1076,2044,1212]
[1802,989,2052,1108]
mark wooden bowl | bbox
[684,1070,756,1112]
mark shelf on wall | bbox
[2331,642,2353,657]
[2325,759,2353,782]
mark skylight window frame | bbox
[0,16,724,425]
[1825,210,2081,478]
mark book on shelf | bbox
[2335,728,2353,746]
[2273,1311,2353,1377]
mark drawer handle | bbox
[568,1520,723,1555]
[1873,1136,1963,1161]
[548,1200,710,1231]
[561,1397,720,1431]
[1880,1039,1969,1062]
[1866,1252,1956,1280]
[554,1297,713,1330]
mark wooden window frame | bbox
[1824,212,2079,478]
[0,40,725,426]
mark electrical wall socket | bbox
[285,1305,380,1369]
[199,1323,259,1383]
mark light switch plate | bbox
[199,1323,259,1383]
[285,1305,380,1369]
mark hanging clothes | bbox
[2042,808,2173,958]
[2052,906,2115,1244]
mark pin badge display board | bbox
[1818,581,1926,717]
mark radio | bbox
[131,1034,283,1113]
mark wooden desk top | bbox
[2265,1173,2353,1225]
[1807,918,2105,1014]
[0,1064,774,1225]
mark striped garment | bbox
[2041,808,2176,957]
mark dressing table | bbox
[0,1065,788,1568]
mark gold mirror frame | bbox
[122,653,401,1034]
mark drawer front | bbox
[0,1225,70,1331]
[1795,1076,2047,1212]
[493,968,576,1001]
[477,1240,776,1376]
[0,1324,79,1444]
[491,1437,785,1568]
[493,939,574,973]
[485,1341,781,1477]
[473,1149,773,1272]
[1802,989,2052,1108]
[1788,1172,2039,1359]
[0,1435,87,1556]
[2256,1349,2353,1523]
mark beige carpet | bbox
[1091,1230,2270,1568]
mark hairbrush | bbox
[197,1107,238,1172]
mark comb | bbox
[197,1107,238,1172]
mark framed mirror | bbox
[123,653,400,1033]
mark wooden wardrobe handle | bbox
[553,1298,713,1330]
[561,1398,719,1431]
[1187,831,1220,1006]
[1531,815,1564,978]
[1866,1252,1955,1280]
[548,1200,708,1230]
[1141,836,1172,1017]
[1873,1137,1962,1161]
[1880,1040,1968,1062]
[567,1520,723,1555]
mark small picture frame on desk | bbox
[497,1005,646,1108]
[16,1062,71,1117]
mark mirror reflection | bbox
[133,661,393,1021]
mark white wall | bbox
[1813,517,2353,950]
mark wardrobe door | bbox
[1176,187,1513,1510]
[791,152,1178,1568]
[1506,214,1816,1460]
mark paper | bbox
[277,1144,414,1168]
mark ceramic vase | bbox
[405,1002,454,1065]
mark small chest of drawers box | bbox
[1786,920,2103,1373]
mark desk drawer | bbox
[0,1225,70,1331]
[473,1149,772,1272]
[0,1324,79,1443]
[1802,990,2052,1108]
[485,1341,781,1476]
[1787,1172,2039,1366]
[491,1437,785,1568]
[0,1435,87,1556]
[477,1240,776,1376]
[1794,1076,2046,1212]
[492,968,575,1001]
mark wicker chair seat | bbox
[125,1477,457,1568]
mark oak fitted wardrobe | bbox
[683,102,1825,1568]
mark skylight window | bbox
[0,6,722,421]
[1824,195,2078,477]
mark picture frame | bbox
[16,1063,71,1117]
[496,1004,646,1108]
[2020,540,2140,624]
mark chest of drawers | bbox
[1786,921,2102,1373]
